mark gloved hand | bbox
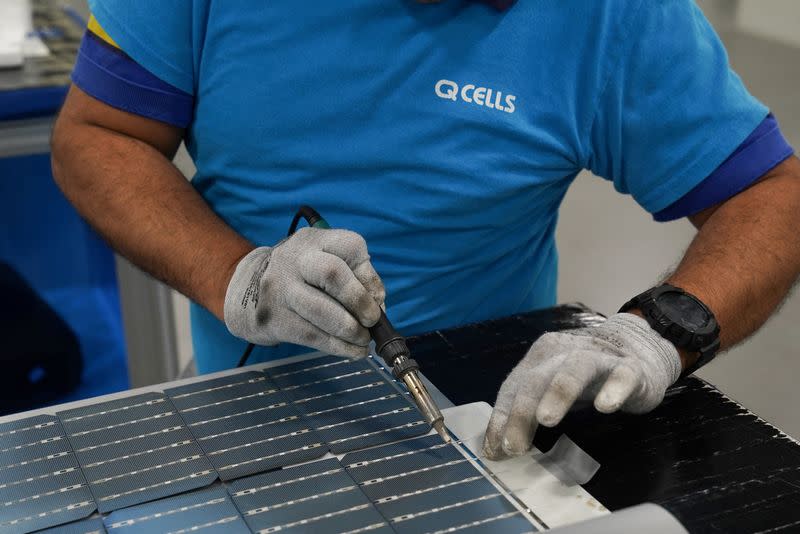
[224,227,385,359]
[483,313,682,460]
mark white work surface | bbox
[0,351,611,531]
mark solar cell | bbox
[37,517,106,534]
[227,457,392,534]
[0,415,95,534]
[441,513,539,534]
[391,494,534,534]
[166,372,327,480]
[266,356,429,453]
[103,485,249,534]
[57,392,217,513]
[342,435,537,533]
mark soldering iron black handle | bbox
[369,310,410,367]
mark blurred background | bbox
[1,1,798,435]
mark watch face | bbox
[657,291,709,330]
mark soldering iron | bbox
[368,307,451,443]
[238,205,450,443]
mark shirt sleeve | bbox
[87,0,196,94]
[654,114,794,221]
[71,15,194,127]
[585,0,770,215]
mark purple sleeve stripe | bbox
[71,31,194,128]
[654,114,794,222]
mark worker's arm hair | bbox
[662,155,800,369]
[51,85,253,320]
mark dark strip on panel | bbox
[57,392,217,513]
[266,356,430,453]
[165,372,327,480]
[0,415,96,534]
[226,457,393,534]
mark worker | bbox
[51,0,799,461]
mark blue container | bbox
[0,153,129,406]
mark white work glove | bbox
[483,313,682,460]
[224,227,385,359]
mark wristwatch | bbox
[619,284,721,377]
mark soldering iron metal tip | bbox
[433,420,451,444]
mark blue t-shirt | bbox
[79,0,791,373]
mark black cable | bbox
[236,342,255,368]
[287,211,304,237]
[236,205,322,367]
[290,205,324,234]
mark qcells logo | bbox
[435,79,516,114]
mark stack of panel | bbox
[0,415,95,533]
[166,372,326,480]
[57,392,217,513]
[343,434,538,533]
[227,457,392,533]
[266,356,430,453]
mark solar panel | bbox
[37,517,105,534]
[57,392,217,513]
[103,485,249,534]
[0,415,95,534]
[1,357,540,533]
[165,372,327,480]
[227,457,393,534]
[342,434,538,533]
[266,356,430,453]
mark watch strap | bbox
[620,284,720,377]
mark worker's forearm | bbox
[665,157,800,364]
[52,121,253,320]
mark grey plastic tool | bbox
[0,415,96,534]
[342,434,538,533]
[267,356,430,453]
[36,516,106,534]
[227,457,392,534]
[57,392,217,513]
[103,485,249,534]
[165,372,327,480]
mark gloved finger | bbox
[483,342,563,460]
[286,283,371,346]
[594,364,641,414]
[319,229,371,266]
[500,358,562,457]
[320,230,386,307]
[483,407,511,461]
[281,311,369,360]
[535,353,601,428]
[352,261,386,307]
[483,372,521,460]
[300,250,382,327]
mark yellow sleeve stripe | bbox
[87,14,121,49]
